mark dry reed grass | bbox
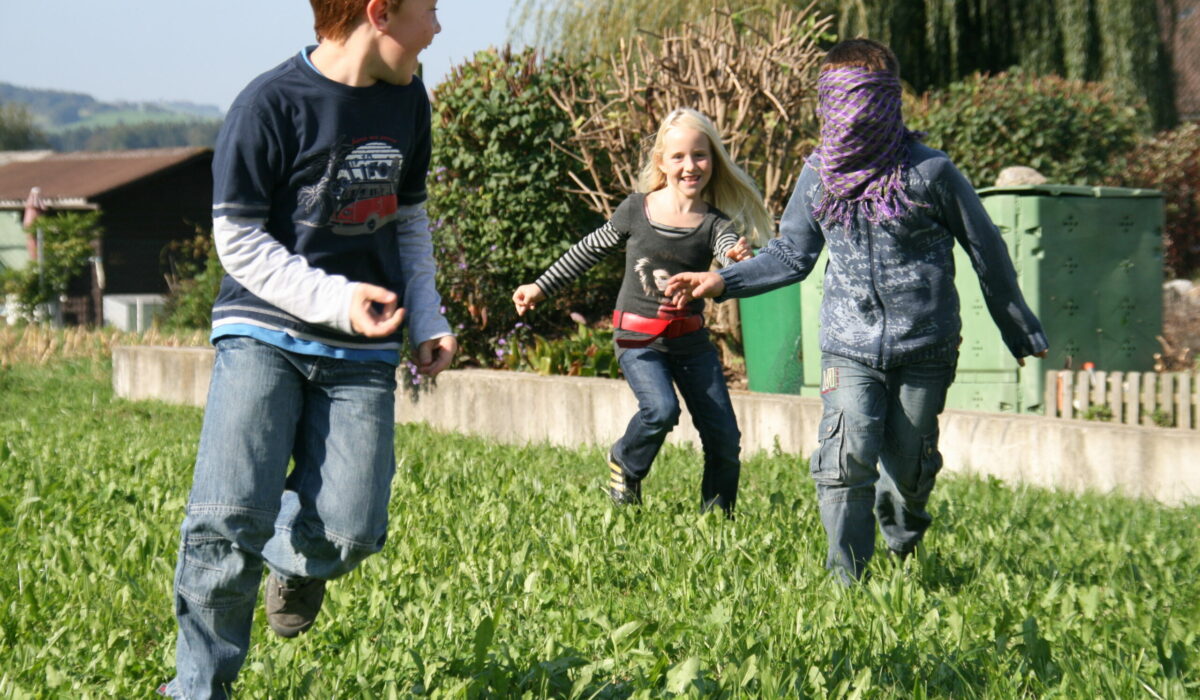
[0,325,207,368]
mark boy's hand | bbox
[725,236,753,262]
[416,335,458,377]
[350,283,405,338]
[512,284,546,316]
[664,271,725,307]
[1017,349,1049,367]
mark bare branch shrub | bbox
[549,3,833,223]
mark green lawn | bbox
[0,358,1197,698]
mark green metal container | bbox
[739,185,1164,413]
[738,282,804,394]
[951,185,1164,413]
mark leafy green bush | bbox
[1110,123,1200,279]
[429,47,621,367]
[157,230,225,331]
[1,211,99,319]
[906,71,1147,188]
[1082,404,1114,422]
[506,322,620,378]
[1149,408,1175,429]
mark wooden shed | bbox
[0,147,212,325]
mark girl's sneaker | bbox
[607,452,642,505]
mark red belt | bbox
[613,310,704,347]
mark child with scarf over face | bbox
[666,39,1049,583]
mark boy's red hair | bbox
[309,0,401,42]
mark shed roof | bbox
[0,147,211,209]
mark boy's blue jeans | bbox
[612,345,741,513]
[169,336,397,700]
[811,351,956,583]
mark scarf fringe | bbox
[813,140,926,229]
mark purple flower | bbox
[497,338,507,346]
[439,305,446,314]
[495,348,506,358]
[514,322,526,329]
[569,311,586,325]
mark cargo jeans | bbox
[810,350,956,583]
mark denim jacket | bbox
[719,142,1048,370]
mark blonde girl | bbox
[513,107,772,515]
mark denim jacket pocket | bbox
[915,429,944,498]
[810,408,845,484]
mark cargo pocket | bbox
[810,408,845,485]
[915,430,944,499]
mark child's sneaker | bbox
[607,452,642,505]
[264,572,326,638]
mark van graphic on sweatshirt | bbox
[327,140,404,236]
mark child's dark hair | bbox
[820,38,899,77]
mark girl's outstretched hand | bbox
[725,237,753,262]
[512,284,546,316]
[664,271,725,307]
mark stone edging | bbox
[113,346,1200,506]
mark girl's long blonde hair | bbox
[636,107,774,246]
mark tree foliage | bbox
[428,47,620,366]
[906,71,1146,189]
[514,0,1175,129]
[0,102,48,150]
[511,0,815,60]
[547,5,832,221]
[1111,123,1200,279]
[839,0,1172,129]
[157,228,226,331]
[1,212,100,319]
[48,120,221,151]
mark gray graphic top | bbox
[535,193,739,353]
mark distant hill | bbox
[0,82,223,151]
[0,82,223,131]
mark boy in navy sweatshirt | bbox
[160,1,455,696]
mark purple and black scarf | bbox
[812,66,925,228]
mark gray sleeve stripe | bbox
[713,224,740,267]
[536,221,623,295]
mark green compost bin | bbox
[739,185,1164,413]
[738,282,804,393]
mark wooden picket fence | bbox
[1045,370,1199,429]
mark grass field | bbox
[0,353,1197,698]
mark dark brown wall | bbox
[94,154,212,295]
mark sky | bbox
[0,1,522,112]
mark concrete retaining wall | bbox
[113,346,1200,506]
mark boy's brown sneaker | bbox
[264,572,326,638]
